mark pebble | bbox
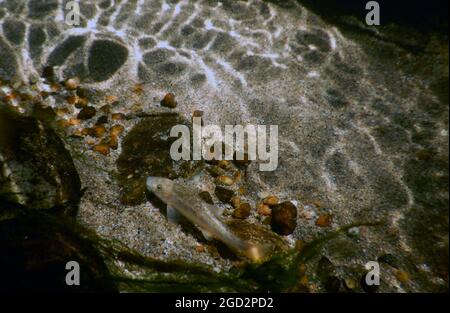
[214,186,235,203]
[160,92,177,108]
[110,124,125,136]
[263,196,279,206]
[91,125,107,138]
[271,201,297,235]
[230,196,241,208]
[75,97,89,108]
[77,106,96,120]
[96,115,108,124]
[111,113,124,120]
[257,203,272,216]
[215,175,234,186]
[198,191,214,204]
[66,95,78,104]
[65,77,80,90]
[67,118,81,126]
[206,165,226,177]
[217,160,231,170]
[233,203,251,219]
[93,143,109,156]
[315,213,332,227]
[108,135,119,150]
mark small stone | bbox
[96,115,108,124]
[111,113,124,120]
[65,77,80,90]
[217,160,231,170]
[257,203,272,216]
[76,87,89,98]
[66,95,77,105]
[316,213,332,227]
[100,105,111,114]
[395,270,409,283]
[215,186,235,203]
[263,196,279,206]
[230,196,241,208]
[198,191,214,204]
[110,124,125,136]
[108,135,119,150]
[92,143,109,156]
[91,125,106,138]
[215,175,234,186]
[195,244,206,253]
[77,106,96,120]
[67,118,81,126]
[206,165,226,177]
[75,97,89,108]
[271,201,297,235]
[233,203,251,219]
[160,92,177,108]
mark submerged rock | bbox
[271,201,297,235]
[117,113,203,205]
[0,108,81,217]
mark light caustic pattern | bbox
[0,0,341,89]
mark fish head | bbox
[146,176,174,198]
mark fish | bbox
[146,176,268,263]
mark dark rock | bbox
[160,93,177,108]
[0,108,82,217]
[0,211,117,292]
[271,201,297,235]
[199,191,214,205]
[117,113,203,205]
[214,186,235,204]
[77,106,96,120]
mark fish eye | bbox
[156,184,162,190]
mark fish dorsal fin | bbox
[166,205,181,224]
